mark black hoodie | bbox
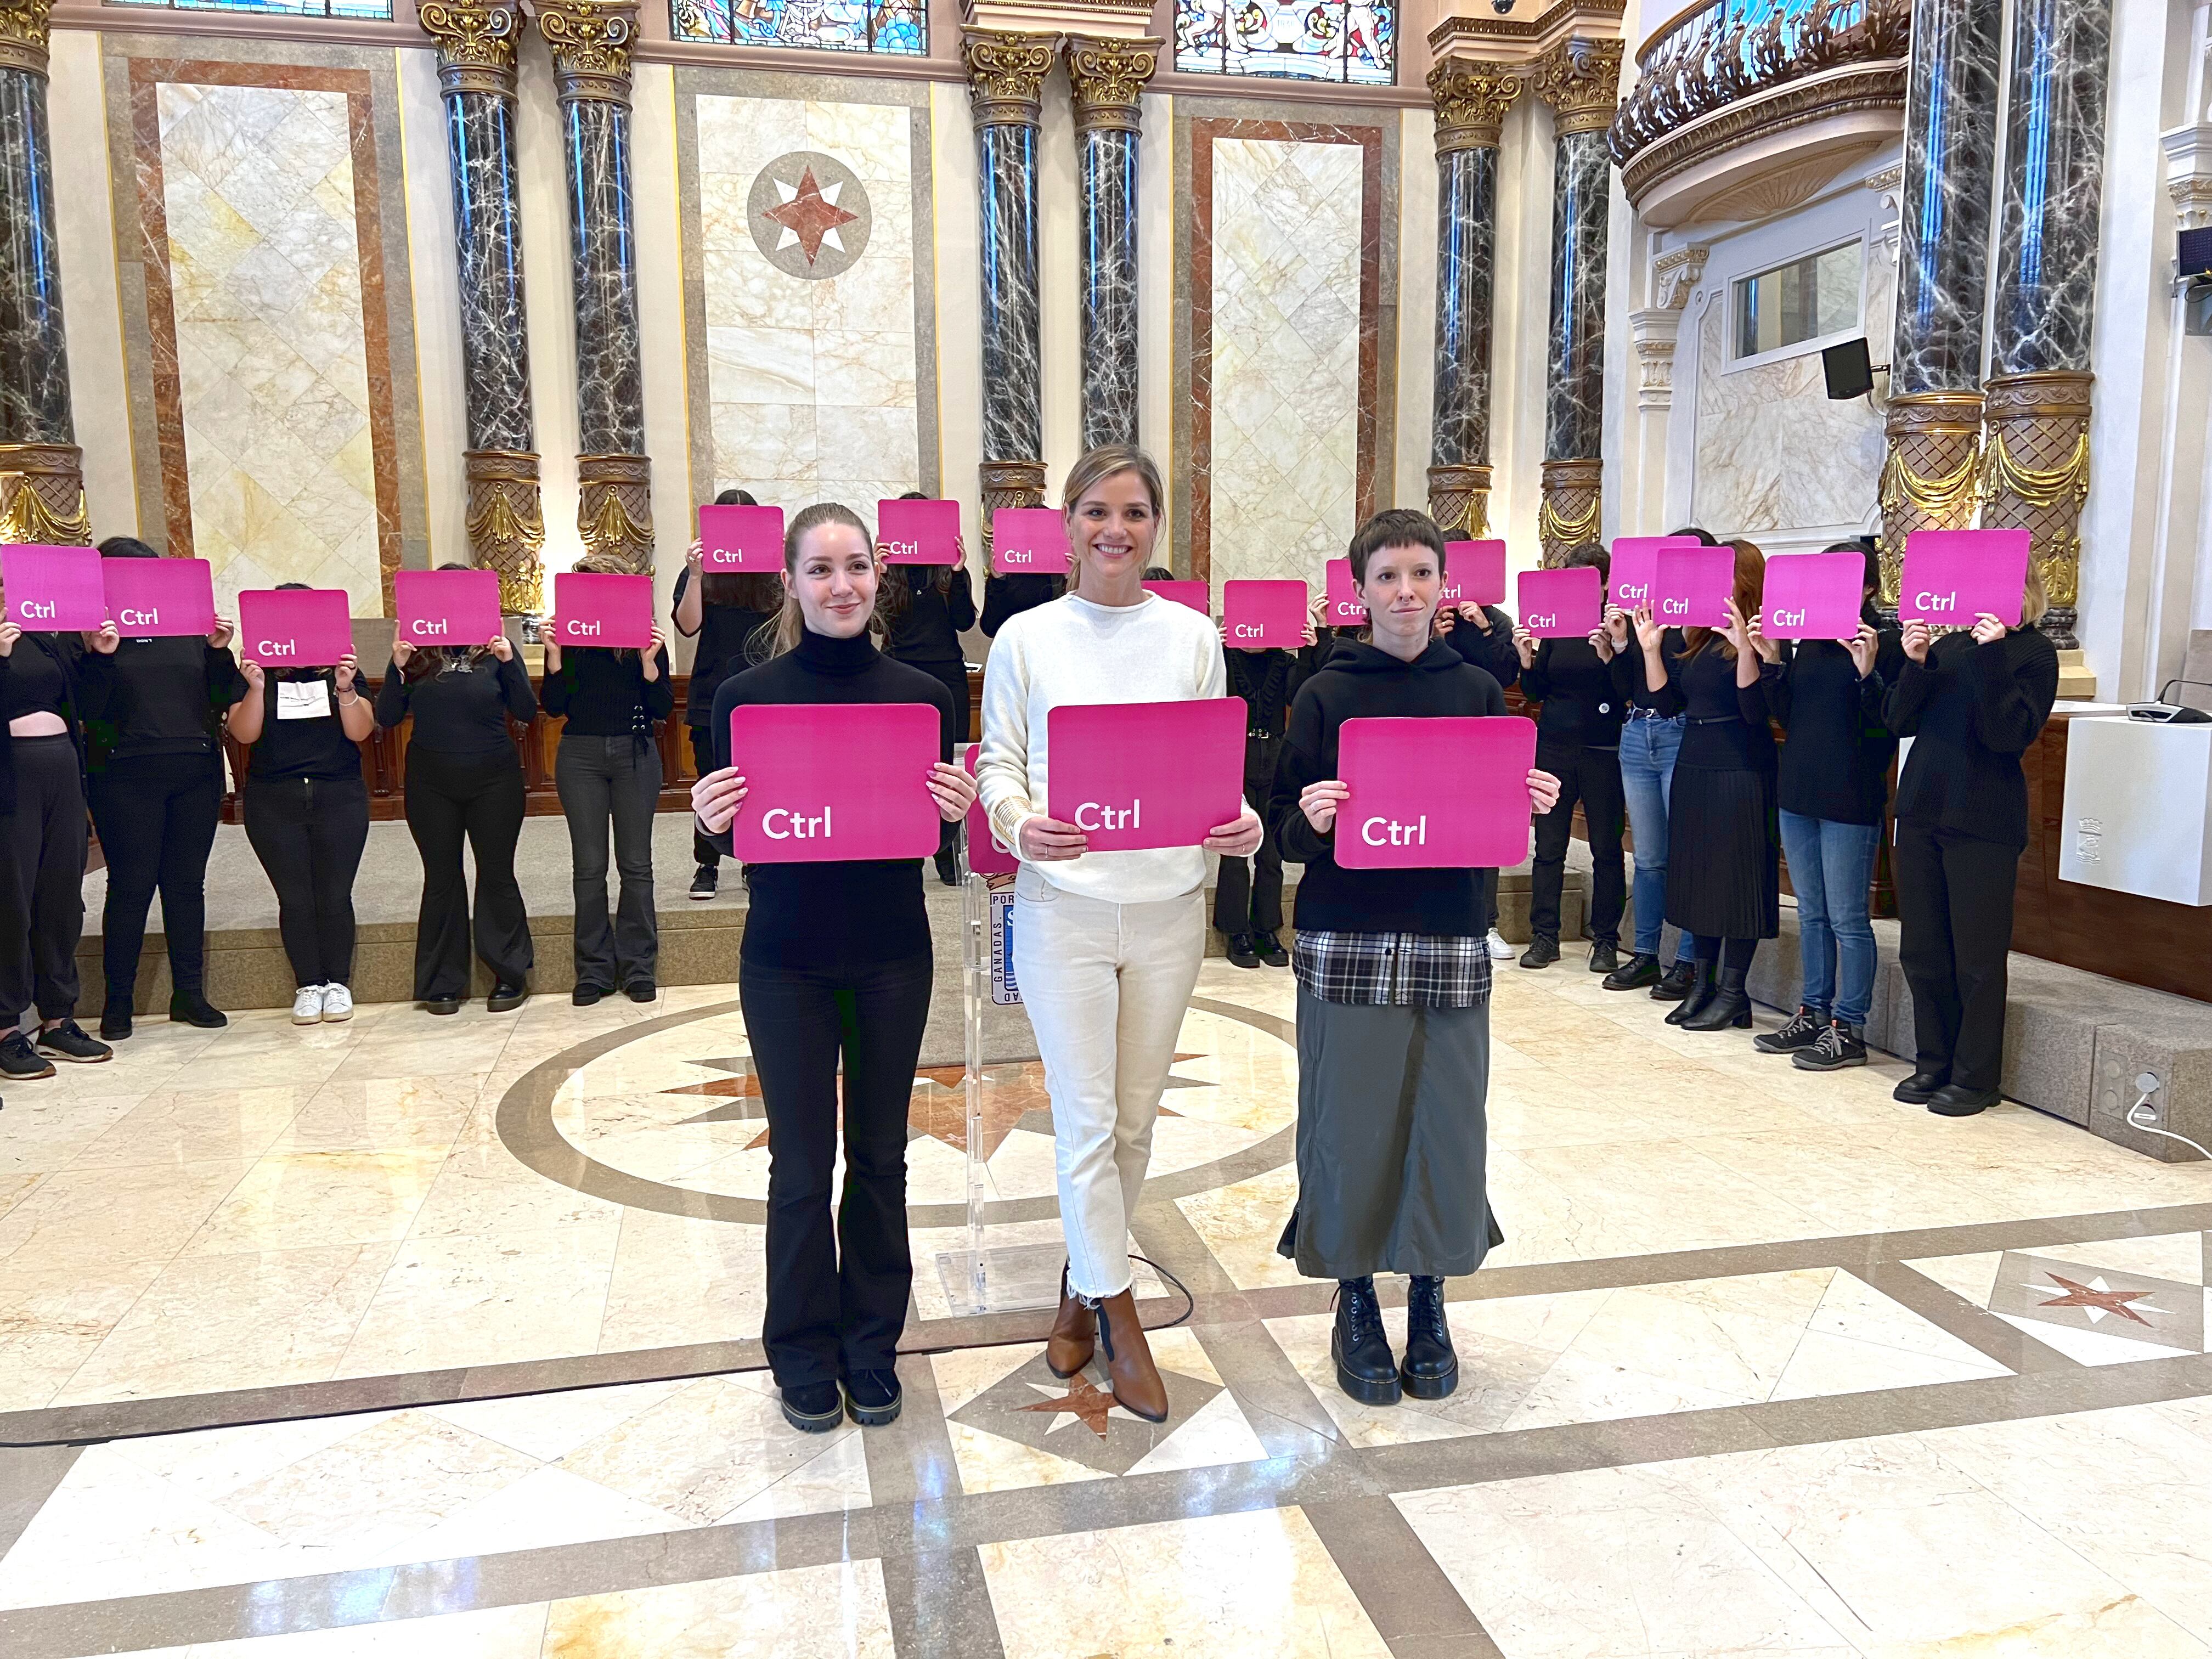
[1268,638,1506,936]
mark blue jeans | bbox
[1618,715,1690,960]
[1778,810,1880,1026]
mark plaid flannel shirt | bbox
[1292,929,1493,1009]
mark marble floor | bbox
[3,943,2211,1656]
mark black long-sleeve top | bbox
[709,627,956,972]
[1882,628,2059,848]
[78,637,245,768]
[980,572,1064,637]
[0,634,84,816]
[673,567,776,730]
[885,566,978,664]
[245,672,366,784]
[374,651,536,757]
[1518,636,1630,752]
[1443,604,1520,692]
[1633,637,1776,774]
[1226,647,1305,741]
[1269,639,1506,937]
[1761,630,1904,825]
[541,645,674,736]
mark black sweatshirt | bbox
[673,567,776,730]
[541,645,674,736]
[1227,647,1305,741]
[1882,628,2059,848]
[78,636,244,768]
[708,628,956,972]
[885,566,978,665]
[1269,639,1506,936]
[1760,630,1903,825]
[245,672,366,784]
[1518,636,1629,752]
[1443,603,1521,692]
[374,651,537,757]
[980,572,1064,637]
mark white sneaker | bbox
[321,983,354,1022]
[1486,929,1514,961]
[291,985,326,1025]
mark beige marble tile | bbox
[0,1254,170,1409]
[334,1221,620,1377]
[181,1149,448,1256]
[0,1092,148,1178]
[424,1378,693,1463]
[0,1158,252,1270]
[1175,1165,1306,1290]
[597,1209,767,1351]
[63,1084,309,1169]
[541,1559,896,1657]
[268,1075,486,1154]
[166,1603,551,1655]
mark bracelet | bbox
[337,692,360,707]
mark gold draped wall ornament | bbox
[0,443,90,545]
[1426,462,1491,540]
[1978,370,2091,645]
[978,458,1046,570]
[1537,458,1601,566]
[464,449,544,611]
[576,452,653,571]
[1876,390,1983,605]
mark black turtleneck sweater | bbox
[1268,639,1506,936]
[1760,628,1904,825]
[1882,627,2059,848]
[708,628,957,971]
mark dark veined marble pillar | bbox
[0,1,86,545]
[1878,0,2002,602]
[1066,36,1158,455]
[1426,58,1520,543]
[419,0,543,610]
[962,29,1054,534]
[536,0,651,568]
[1983,0,2113,649]
[1530,38,1621,566]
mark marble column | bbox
[420,1,543,610]
[537,0,652,568]
[0,2,85,545]
[1425,59,1519,541]
[1982,0,2113,650]
[1066,37,1158,455]
[1879,0,2002,602]
[1531,38,1621,566]
[962,29,1055,533]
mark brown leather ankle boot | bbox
[1094,1289,1168,1423]
[1046,1262,1095,1379]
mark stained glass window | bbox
[104,0,394,18]
[673,0,925,55]
[1175,0,1395,86]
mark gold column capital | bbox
[1065,35,1159,136]
[1538,458,1602,566]
[962,27,1057,129]
[1530,36,1623,137]
[0,442,88,546]
[464,449,545,612]
[0,0,53,78]
[1429,59,1521,154]
[419,0,523,99]
[576,452,654,569]
[1427,464,1492,539]
[534,0,637,106]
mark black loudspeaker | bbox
[1822,337,1875,400]
[2181,225,2212,279]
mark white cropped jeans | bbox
[1013,865,1206,1300]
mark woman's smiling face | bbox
[785,522,878,637]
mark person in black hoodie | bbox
[1215,614,1317,969]
[376,571,538,1015]
[544,553,673,1006]
[78,537,244,1037]
[1752,540,1903,1073]
[1510,541,1627,972]
[691,501,975,1436]
[675,488,779,901]
[1269,508,1558,1408]
[1882,568,2059,1116]
[881,493,979,885]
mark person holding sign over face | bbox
[1267,509,1559,1407]
[975,446,1263,1425]
[675,488,781,901]
[1215,592,1318,970]
[690,503,974,1435]
[880,493,979,887]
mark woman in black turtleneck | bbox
[691,501,975,1438]
[544,554,673,1006]
[674,488,780,901]
[376,572,537,1015]
[880,493,979,885]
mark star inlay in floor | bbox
[1016,1373,1125,1439]
[2036,1273,2162,1326]
[760,165,856,266]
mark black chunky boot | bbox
[1400,1275,1459,1400]
[1683,965,1752,1031]
[1650,958,1697,1001]
[1663,959,1716,1026]
[1330,1277,1400,1406]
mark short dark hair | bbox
[714,488,758,507]
[1668,524,1721,546]
[1825,537,1881,596]
[1347,508,1446,583]
[1562,540,1610,582]
[97,535,160,560]
[1142,565,1173,582]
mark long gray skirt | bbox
[1276,988,1496,1280]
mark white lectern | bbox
[2059,717,2212,905]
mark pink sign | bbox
[878,498,960,566]
[1516,566,1602,639]
[238,588,354,668]
[962,743,1018,875]
[991,507,1071,575]
[1762,551,1867,640]
[1046,698,1244,852]
[394,569,502,650]
[698,503,786,573]
[1324,558,1366,628]
[552,572,653,650]
[730,703,941,864]
[1609,535,1702,611]
[1143,580,1210,615]
[2,545,104,632]
[1654,544,1736,630]
[1336,715,1538,871]
[1223,580,1307,649]
[1898,528,2030,628]
[102,557,215,639]
[1444,540,1509,607]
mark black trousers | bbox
[1895,821,2019,1093]
[242,775,370,988]
[688,725,720,867]
[0,736,86,1024]
[903,657,970,859]
[403,747,532,1000]
[557,734,661,991]
[1530,742,1626,946]
[87,750,223,1001]
[1214,734,1284,935]
[741,951,933,1387]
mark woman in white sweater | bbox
[976,445,1262,1421]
